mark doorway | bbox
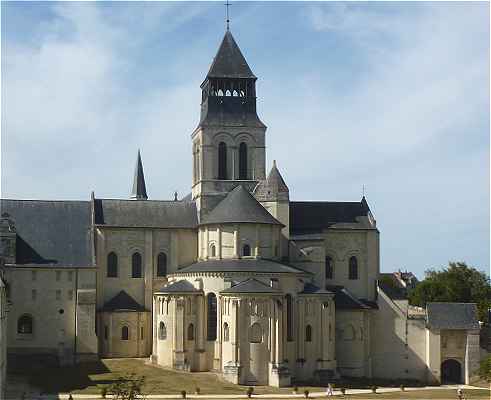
[441,359,462,384]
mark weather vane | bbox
[225,0,231,30]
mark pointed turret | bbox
[131,150,148,200]
[254,160,289,202]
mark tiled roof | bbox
[300,282,334,295]
[326,285,372,310]
[254,161,289,202]
[94,199,197,228]
[131,150,147,200]
[102,291,145,312]
[177,258,308,275]
[221,278,282,294]
[426,302,480,330]
[378,273,408,300]
[206,30,256,79]
[201,185,282,226]
[290,200,371,234]
[155,280,201,294]
[0,200,93,267]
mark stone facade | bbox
[0,266,7,400]
[0,28,482,388]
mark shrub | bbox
[371,385,377,393]
[181,390,187,398]
[340,387,346,395]
[195,387,201,395]
[247,386,254,398]
[304,389,309,398]
[107,374,145,400]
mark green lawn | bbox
[8,357,491,398]
[349,388,491,399]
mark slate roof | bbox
[221,278,282,294]
[201,185,282,226]
[94,199,198,228]
[131,150,148,200]
[102,290,145,312]
[207,30,256,79]
[426,302,480,330]
[155,280,201,294]
[177,258,308,275]
[300,282,334,295]
[290,200,370,234]
[378,273,408,300]
[0,200,93,267]
[326,285,372,310]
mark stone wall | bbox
[5,266,97,365]
[0,273,7,400]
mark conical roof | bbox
[131,150,148,200]
[207,30,256,79]
[201,185,282,226]
[266,160,288,193]
[254,161,289,201]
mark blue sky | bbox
[1,1,489,278]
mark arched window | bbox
[187,323,195,341]
[286,294,293,341]
[250,323,262,343]
[121,326,129,340]
[157,252,167,277]
[239,142,248,180]
[107,252,118,277]
[159,322,167,340]
[349,256,358,280]
[207,293,217,341]
[218,142,227,180]
[325,256,333,280]
[210,244,216,257]
[132,252,142,278]
[242,244,251,257]
[17,315,33,334]
[223,323,230,342]
[306,325,312,342]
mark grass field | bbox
[7,357,491,398]
[349,388,491,399]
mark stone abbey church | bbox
[0,29,481,389]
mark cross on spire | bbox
[225,0,231,30]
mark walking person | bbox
[326,382,334,397]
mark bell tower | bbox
[191,30,267,215]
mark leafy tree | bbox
[408,262,491,322]
[479,355,491,382]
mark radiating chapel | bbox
[0,28,481,388]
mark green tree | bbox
[408,262,491,322]
[479,355,491,382]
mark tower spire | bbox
[225,0,231,31]
[131,149,148,200]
